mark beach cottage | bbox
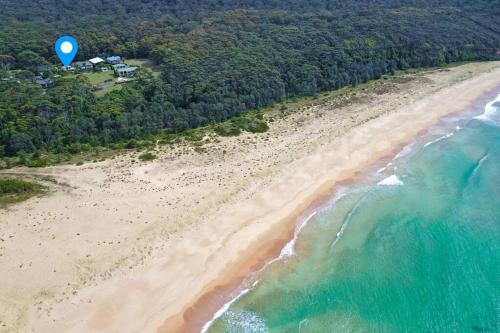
[75,61,93,71]
[106,56,122,65]
[89,57,105,67]
[116,66,137,78]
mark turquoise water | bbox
[206,92,500,333]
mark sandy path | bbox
[0,62,499,333]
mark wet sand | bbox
[162,66,500,333]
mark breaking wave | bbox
[474,93,500,126]
[378,175,404,186]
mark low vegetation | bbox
[0,178,45,205]
[138,152,156,162]
[214,112,268,137]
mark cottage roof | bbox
[75,61,92,66]
[89,57,104,65]
[107,56,121,62]
[117,66,137,73]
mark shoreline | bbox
[163,73,500,333]
[2,62,500,333]
[196,87,500,333]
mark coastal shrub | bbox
[125,140,137,149]
[26,158,50,168]
[214,123,241,137]
[241,119,269,133]
[183,130,204,141]
[18,151,28,165]
[0,179,37,195]
[139,141,154,148]
[67,143,92,155]
[0,178,44,204]
[215,115,269,137]
[233,117,269,134]
[0,159,12,169]
[138,152,156,161]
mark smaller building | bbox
[116,66,137,78]
[106,56,122,65]
[101,67,109,72]
[112,63,127,70]
[89,57,105,66]
[75,61,93,71]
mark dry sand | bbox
[1,62,499,333]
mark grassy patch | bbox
[82,71,115,85]
[126,58,161,78]
[76,71,123,96]
[95,83,122,96]
[0,178,45,205]
[126,59,153,67]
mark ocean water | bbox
[206,91,500,333]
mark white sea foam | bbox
[377,175,404,186]
[331,216,350,248]
[377,162,393,174]
[278,187,353,259]
[470,153,490,181]
[276,210,317,260]
[423,132,454,148]
[217,309,268,333]
[201,283,256,333]
[201,208,321,332]
[474,93,500,125]
[201,186,354,332]
[393,143,414,161]
[330,194,367,248]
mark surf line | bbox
[200,209,319,332]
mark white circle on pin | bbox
[60,41,73,54]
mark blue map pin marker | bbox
[55,36,78,67]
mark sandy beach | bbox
[1,62,500,333]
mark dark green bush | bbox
[26,158,50,168]
[241,119,269,133]
[0,178,44,204]
[214,123,241,137]
[138,152,156,161]
[125,140,137,149]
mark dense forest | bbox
[0,0,499,161]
